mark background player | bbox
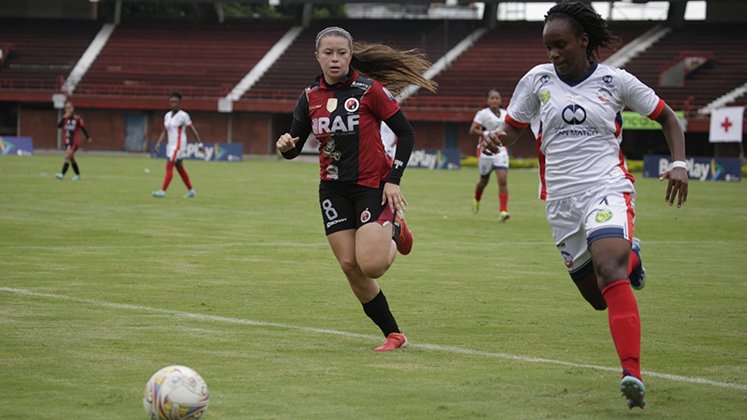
[55,100,92,181]
[469,88,510,220]
[483,0,688,409]
[152,91,201,198]
[276,26,436,352]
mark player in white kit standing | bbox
[483,0,688,410]
[152,91,202,198]
[469,89,510,221]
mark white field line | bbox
[2,286,745,392]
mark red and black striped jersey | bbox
[287,70,400,188]
[57,114,89,146]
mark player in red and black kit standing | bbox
[56,100,92,180]
[276,26,437,352]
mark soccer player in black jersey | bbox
[276,26,437,352]
[55,100,92,181]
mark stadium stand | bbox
[404,21,655,112]
[0,18,100,93]
[622,22,747,116]
[238,19,479,106]
[74,20,291,98]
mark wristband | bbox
[671,160,687,170]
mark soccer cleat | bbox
[151,190,166,198]
[472,199,480,214]
[629,238,646,290]
[393,212,413,255]
[55,173,64,180]
[72,175,81,181]
[373,332,408,352]
[499,210,511,222]
[620,373,646,409]
[184,189,196,198]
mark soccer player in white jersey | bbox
[152,91,202,198]
[469,89,510,220]
[483,0,688,410]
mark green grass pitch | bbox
[1,153,746,419]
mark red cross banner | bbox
[709,106,744,143]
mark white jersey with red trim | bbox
[164,109,192,151]
[506,63,664,200]
[473,107,509,159]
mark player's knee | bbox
[337,257,361,278]
[358,258,389,279]
[594,261,627,285]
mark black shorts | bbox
[318,181,390,235]
[64,142,79,152]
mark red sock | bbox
[475,187,483,201]
[161,161,174,191]
[602,279,641,379]
[499,193,508,212]
[627,250,640,277]
[176,165,193,190]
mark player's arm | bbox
[80,124,92,143]
[484,120,525,153]
[189,124,202,143]
[468,120,486,137]
[279,92,312,159]
[155,128,166,149]
[655,103,688,207]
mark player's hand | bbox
[276,133,299,153]
[196,142,205,152]
[659,167,688,207]
[382,182,407,214]
[483,130,505,154]
[87,137,93,143]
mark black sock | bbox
[61,162,69,174]
[71,162,80,175]
[362,290,400,336]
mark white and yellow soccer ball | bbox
[143,365,209,420]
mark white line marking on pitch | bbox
[2,286,745,392]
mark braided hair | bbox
[545,1,620,61]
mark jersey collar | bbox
[555,62,598,87]
[319,70,358,90]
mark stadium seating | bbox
[238,19,479,104]
[404,21,656,111]
[622,22,747,114]
[0,18,100,92]
[74,20,291,98]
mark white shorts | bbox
[166,141,187,162]
[478,149,509,177]
[546,187,636,275]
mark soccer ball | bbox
[143,365,209,420]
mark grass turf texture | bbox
[1,154,746,419]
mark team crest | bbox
[360,208,371,223]
[326,98,338,112]
[540,89,551,105]
[344,97,359,112]
[595,209,613,223]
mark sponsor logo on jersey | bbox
[322,139,342,161]
[597,88,612,104]
[326,98,338,112]
[595,209,613,223]
[325,164,339,179]
[344,97,359,113]
[540,89,551,105]
[562,104,587,125]
[360,208,371,223]
[312,115,360,134]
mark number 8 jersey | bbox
[505,62,666,200]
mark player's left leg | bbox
[496,167,509,221]
[174,161,195,198]
[57,146,75,180]
[70,150,81,180]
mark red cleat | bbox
[373,332,408,352]
[394,213,413,255]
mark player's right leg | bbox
[474,158,492,214]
